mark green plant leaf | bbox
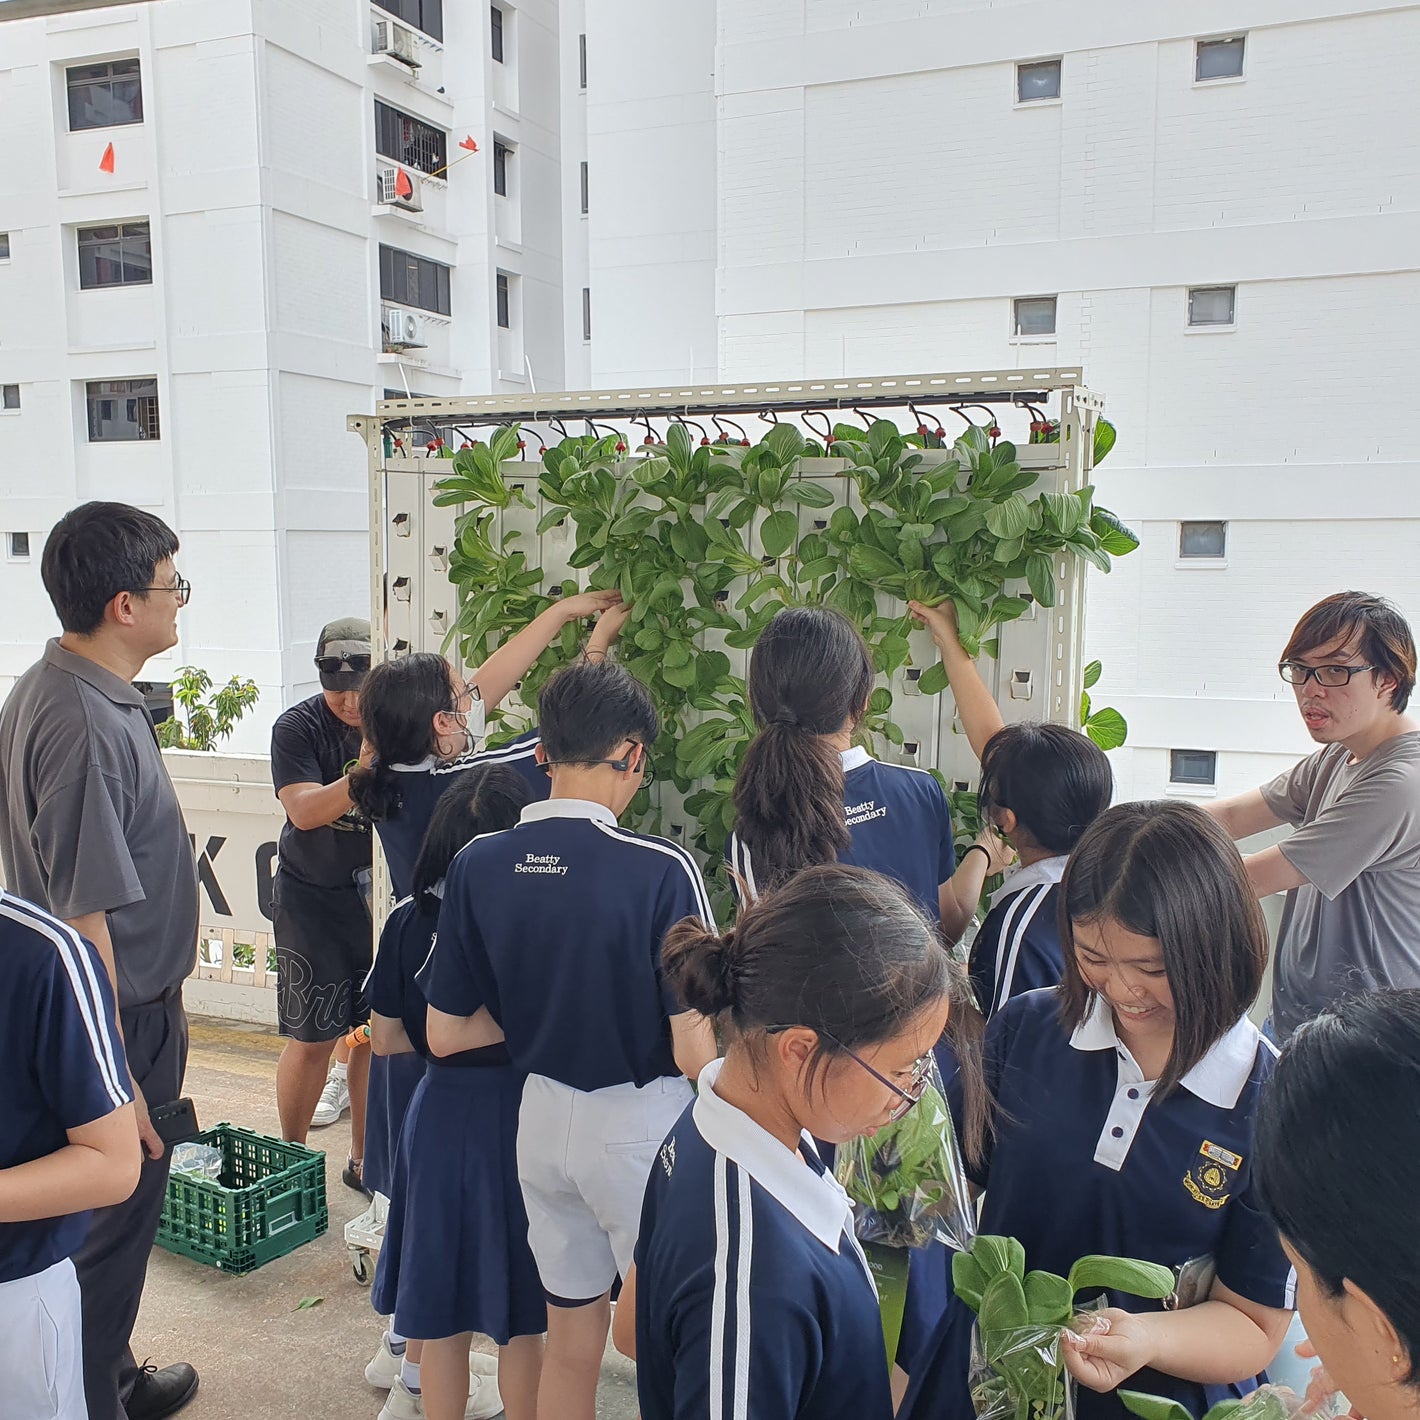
[979,1271,1030,1335]
[848,544,904,582]
[294,1296,323,1311]
[759,509,799,559]
[763,422,806,464]
[1023,1271,1074,1327]
[1025,553,1057,609]
[1093,419,1118,466]
[784,481,836,508]
[1066,1255,1175,1299]
[1084,707,1128,751]
[952,1252,989,1313]
[1091,507,1140,555]
[1083,659,1102,690]
[1119,1394,1196,1420]
[917,659,950,694]
[984,494,1031,541]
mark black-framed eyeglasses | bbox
[541,740,655,786]
[769,1026,932,1122]
[1279,661,1378,687]
[315,653,372,675]
[132,575,191,606]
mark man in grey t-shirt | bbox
[1207,591,1420,1042]
[0,504,200,1420]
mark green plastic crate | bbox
[156,1123,327,1275]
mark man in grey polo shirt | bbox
[1208,590,1420,1042]
[0,503,199,1420]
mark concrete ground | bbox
[134,1017,639,1420]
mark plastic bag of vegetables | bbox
[834,1056,975,1253]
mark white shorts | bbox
[517,1073,692,1303]
[0,1257,86,1419]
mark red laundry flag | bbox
[458,136,478,152]
[395,166,413,198]
[98,142,115,173]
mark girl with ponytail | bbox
[728,606,1010,939]
[628,864,988,1420]
[349,593,628,898]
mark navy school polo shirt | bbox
[376,729,547,899]
[967,856,1068,1018]
[635,1058,893,1420]
[0,891,133,1284]
[368,892,510,1067]
[914,989,1293,1420]
[727,746,955,921]
[424,798,714,1092]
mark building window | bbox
[1016,58,1061,103]
[1,384,19,411]
[1013,295,1057,337]
[77,221,152,289]
[496,272,511,329]
[379,244,452,315]
[579,160,588,215]
[1170,749,1217,787]
[374,0,443,42]
[374,101,447,176]
[86,378,160,442]
[1188,285,1236,327]
[1196,35,1245,82]
[66,58,143,131]
[578,32,587,89]
[582,286,591,341]
[0,233,9,260]
[1179,520,1227,559]
[7,532,31,560]
[493,140,512,196]
[491,5,504,62]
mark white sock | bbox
[329,1061,348,1082]
[387,1330,407,1351]
[401,1358,421,1393]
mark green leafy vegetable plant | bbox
[956,1233,1175,1420]
[155,666,260,751]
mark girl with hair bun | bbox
[626,864,986,1420]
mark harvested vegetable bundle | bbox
[1121,1381,1352,1420]
[956,1234,1176,1420]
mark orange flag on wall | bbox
[458,136,478,152]
[98,142,115,173]
[395,166,413,199]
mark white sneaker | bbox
[377,1375,504,1420]
[378,1378,423,1420]
[311,1070,349,1128]
[365,1331,403,1390]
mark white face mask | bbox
[444,695,486,757]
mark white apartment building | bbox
[0,0,565,746]
[4,0,1419,803]
[585,0,1420,801]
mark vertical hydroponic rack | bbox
[349,368,1109,912]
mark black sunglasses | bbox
[541,740,655,785]
[315,654,372,674]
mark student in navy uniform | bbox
[425,658,719,1420]
[628,864,986,1420]
[364,766,535,1420]
[910,597,1114,1014]
[0,891,141,1420]
[350,592,627,899]
[727,605,1008,933]
[903,801,1296,1420]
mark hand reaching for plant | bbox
[908,598,964,652]
[1062,1307,1155,1392]
[976,827,1016,876]
[586,600,633,658]
[558,589,623,623]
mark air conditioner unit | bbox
[382,305,427,351]
[377,163,423,212]
[371,18,420,68]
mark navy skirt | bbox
[363,1051,427,1200]
[373,1061,547,1344]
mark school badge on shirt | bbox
[1182,1139,1242,1210]
[660,1137,676,1179]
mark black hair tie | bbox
[768,714,800,729]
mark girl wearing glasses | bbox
[902,801,1294,1420]
[630,864,986,1420]
[350,592,627,898]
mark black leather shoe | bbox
[343,1153,372,1197]
[126,1361,199,1420]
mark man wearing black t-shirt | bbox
[270,619,374,1187]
